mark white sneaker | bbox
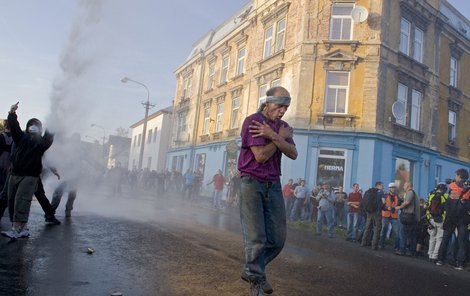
[1,228,19,239]
[17,228,30,238]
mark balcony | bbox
[226,128,239,137]
[317,113,357,128]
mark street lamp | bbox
[121,76,154,170]
[91,123,107,165]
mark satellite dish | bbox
[351,6,369,23]
[392,101,406,120]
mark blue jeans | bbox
[316,208,335,237]
[346,212,359,240]
[212,189,223,208]
[399,222,417,255]
[290,198,305,221]
[240,176,286,282]
[379,217,399,249]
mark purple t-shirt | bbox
[237,112,295,182]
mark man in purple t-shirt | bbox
[238,86,297,295]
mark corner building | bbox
[167,0,470,197]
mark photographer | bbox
[436,168,470,270]
[315,182,336,238]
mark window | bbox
[153,127,158,142]
[147,129,152,144]
[448,110,456,142]
[147,157,152,170]
[329,4,353,40]
[220,55,229,84]
[271,79,281,88]
[215,103,224,132]
[400,17,425,63]
[236,48,245,76]
[324,71,349,114]
[263,17,286,59]
[396,83,408,126]
[276,18,286,52]
[316,149,346,188]
[133,135,137,147]
[263,26,273,58]
[258,84,268,107]
[413,28,424,63]
[400,18,411,55]
[207,63,215,90]
[203,107,210,135]
[410,90,421,131]
[182,76,192,98]
[450,56,458,87]
[230,97,240,129]
[138,134,142,146]
[258,79,281,108]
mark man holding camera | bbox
[436,168,470,270]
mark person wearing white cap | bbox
[379,182,401,250]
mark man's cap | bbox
[388,182,396,188]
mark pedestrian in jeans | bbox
[315,182,336,238]
[238,86,297,295]
[395,182,420,256]
[346,183,362,242]
[290,180,308,221]
[208,169,225,209]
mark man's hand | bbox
[10,102,19,113]
[279,125,293,139]
[249,120,276,139]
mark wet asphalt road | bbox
[1,190,469,296]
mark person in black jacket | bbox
[0,102,53,239]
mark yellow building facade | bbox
[167,0,470,196]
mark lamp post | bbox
[121,77,154,170]
[91,123,107,166]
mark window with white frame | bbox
[450,56,458,87]
[236,48,245,76]
[275,18,286,52]
[448,110,456,142]
[263,17,287,59]
[396,83,408,126]
[400,17,426,63]
[203,107,210,135]
[410,89,421,131]
[215,103,224,132]
[138,134,142,146]
[220,55,229,84]
[263,26,273,59]
[413,27,424,63]
[153,127,158,142]
[258,84,268,107]
[133,135,137,147]
[258,79,281,108]
[207,63,215,90]
[182,76,192,98]
[400,18,411,55]
[329,4,353,40]
[324,71,349,114]
[271,79,281,88]
[230,97,240,129]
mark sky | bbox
[0,0,468,142]
[0,0,249,142]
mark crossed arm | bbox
[248,120,298,163]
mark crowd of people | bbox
[282,168,470,271]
